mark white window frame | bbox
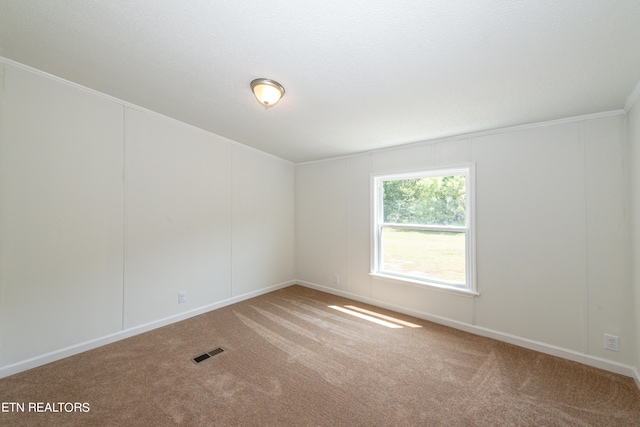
[371,164,477,295]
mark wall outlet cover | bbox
[178,291,187,304]
[604,334,619,352]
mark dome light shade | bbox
[251,78,285,108]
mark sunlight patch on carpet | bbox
[329,306,404,328]
[344,305,423,328]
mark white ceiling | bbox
[1,1,639,163]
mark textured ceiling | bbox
[1,1,639,163]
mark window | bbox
[372,165,476,293]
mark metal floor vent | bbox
[192,347,225,364]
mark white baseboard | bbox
[0,280,295,379]
[297,280,638,381]
[633,367,640,390]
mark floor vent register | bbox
[191,347,226,364]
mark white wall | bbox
[0,64,125,367]
[629,93,640,379]
[297,114,634,372]
[296,160,349,290]
[124,108,233,328]
[0,62,295,375]
[232,145,296,295]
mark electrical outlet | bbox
[333,274,340,284]
[604,334,619,352]
[178,291,187,304]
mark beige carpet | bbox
[1,285,639,426]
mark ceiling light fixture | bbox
[250,78,285,108]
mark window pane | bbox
[382,176,466,226]
[381,228,466,284]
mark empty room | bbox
[1,1,640,425]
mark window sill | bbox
[369,273,479,298]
